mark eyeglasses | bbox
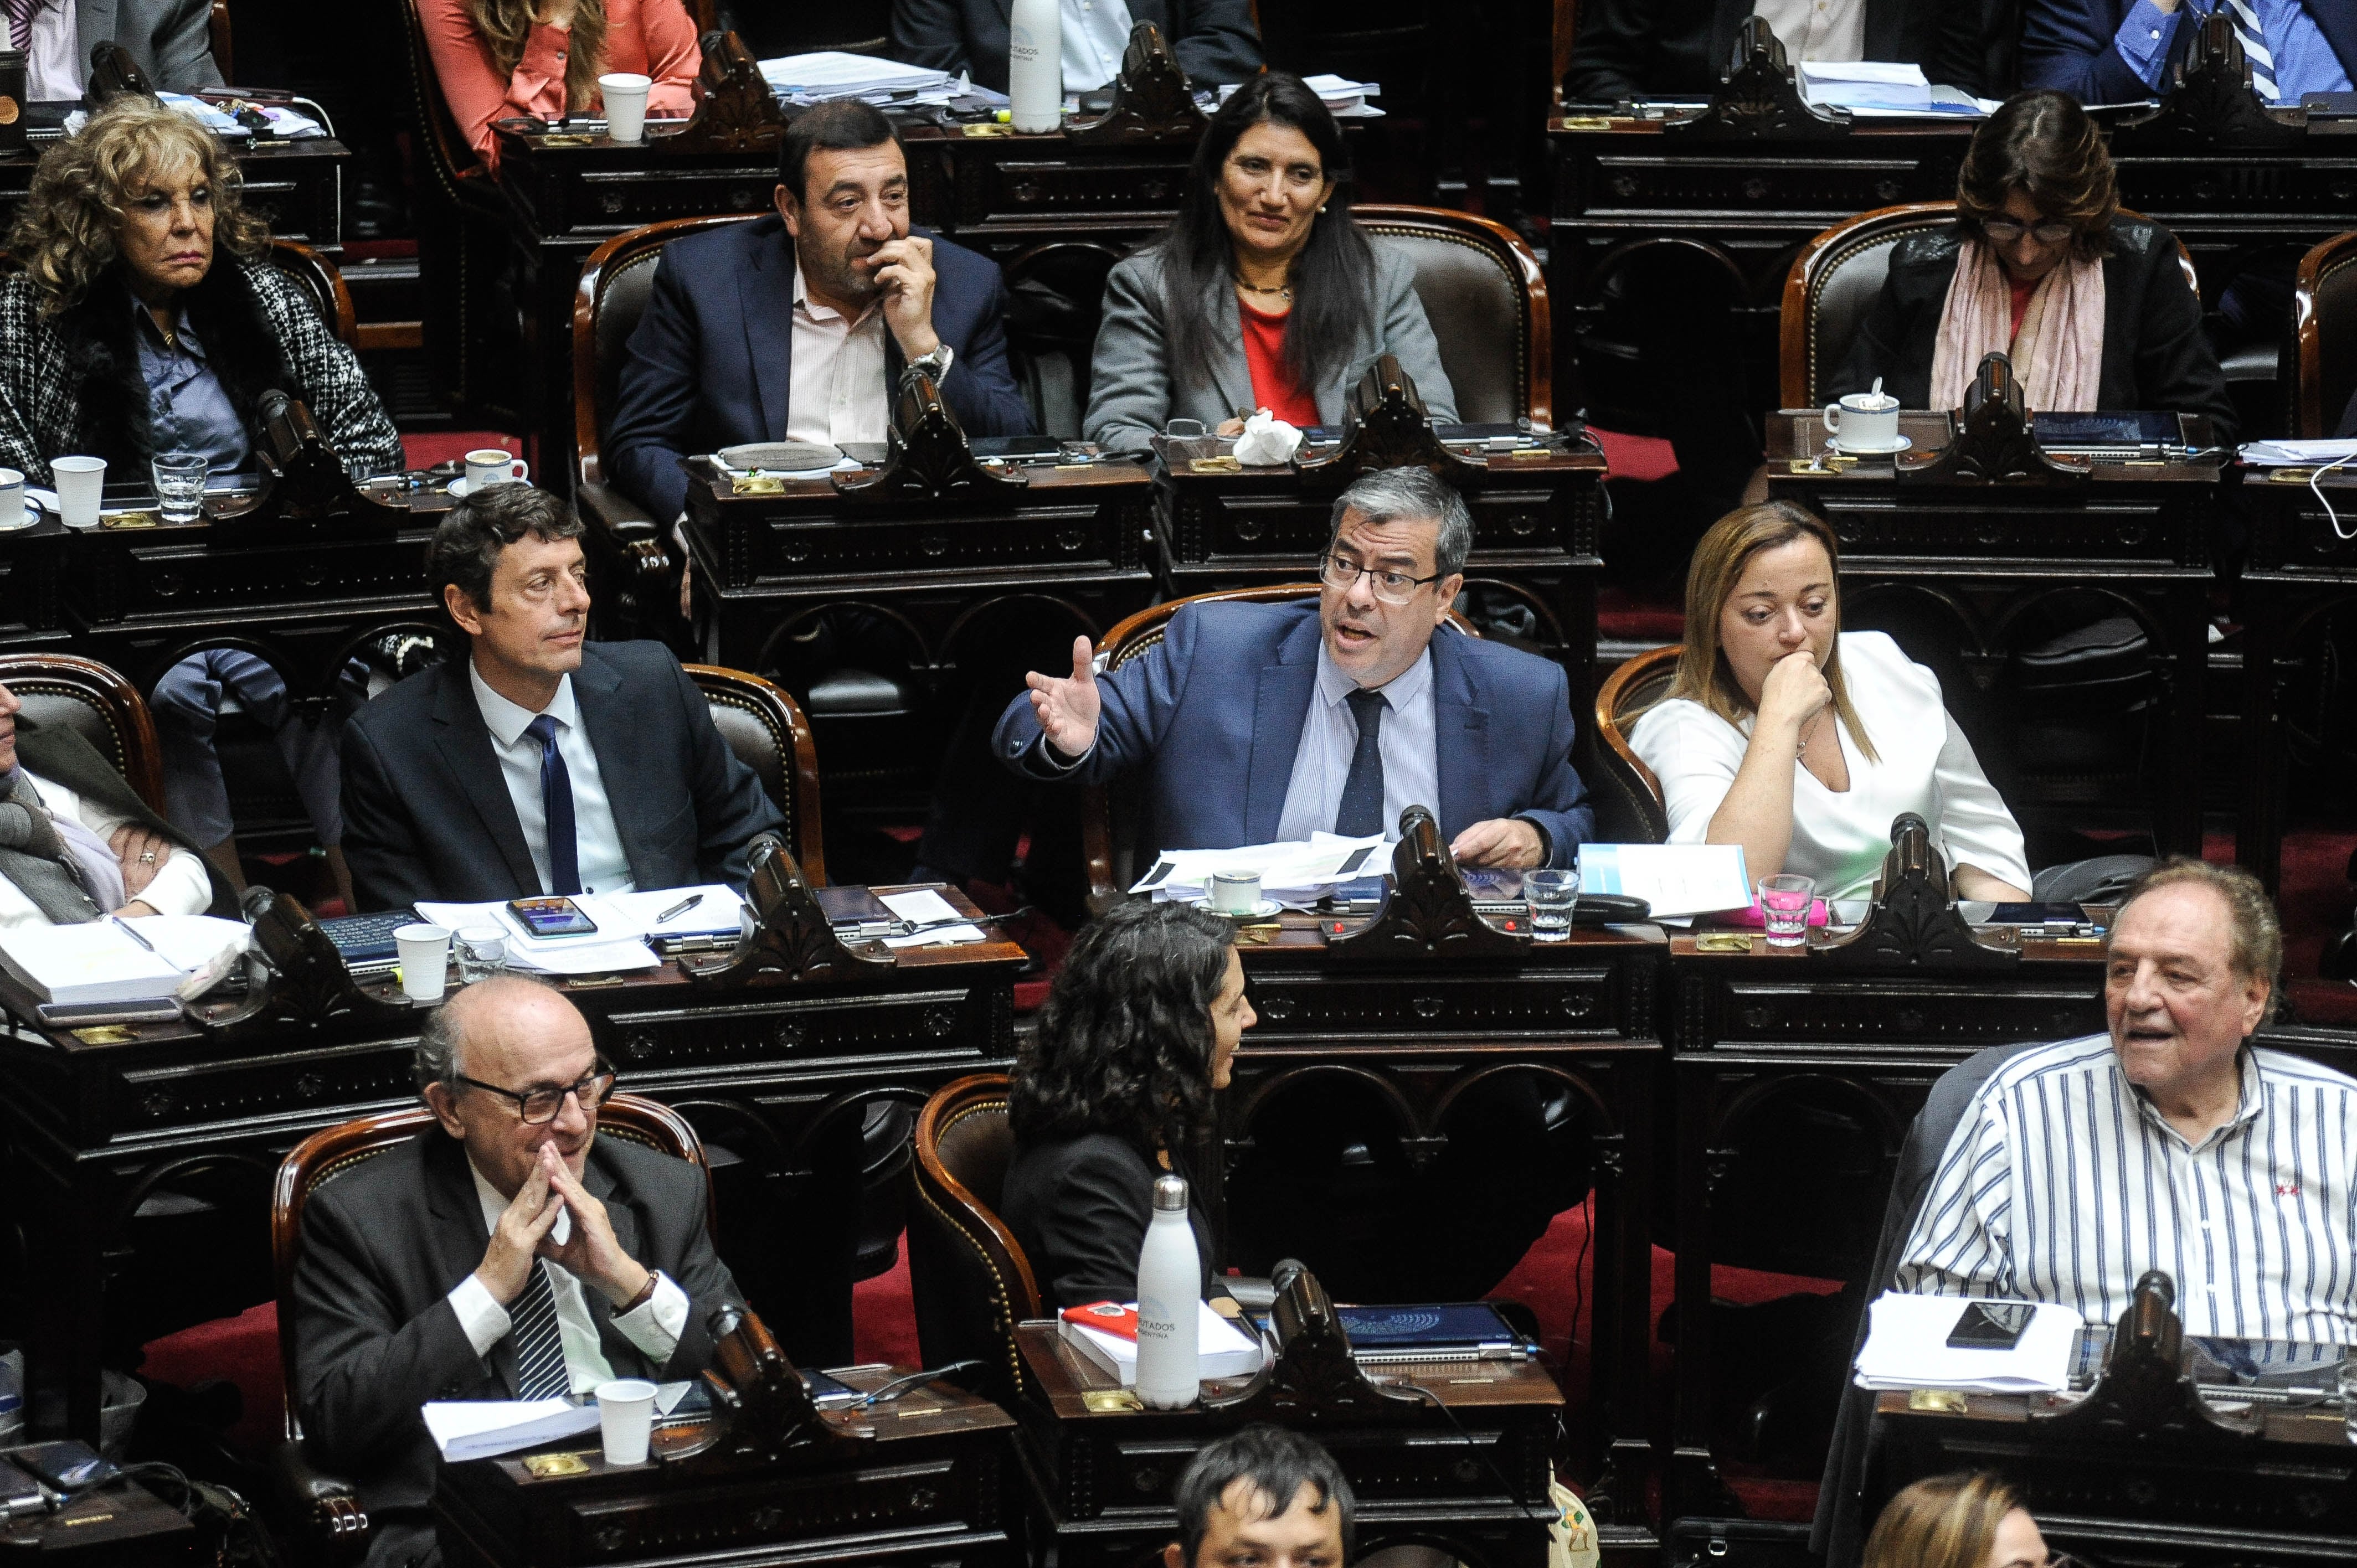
[1318,551,1444,605]
[1980,218,2076,246]
[455,1061,616,1125]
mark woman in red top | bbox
[421,0,702,171]
[1083,73,1458,453]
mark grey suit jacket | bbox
[1083,239,1458,453]
[76,0,222,91]
[294,1130,741,1568]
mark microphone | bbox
[1269,1258,1307,1295]
[259,389,291,424]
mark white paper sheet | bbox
[1852,1292,2082,1393]
[414,900,660,976]
[1130,834,1386,899]
[1577,844,1753,918]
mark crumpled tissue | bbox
[1232,409,1304,467]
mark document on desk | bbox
[414,899,663,976]
[2242,439,2357,467]
[1799,62,2000,116]
[878,889,985,948]
[0,915,250,1005]
[1130,834,1387,901]
[424,1383,696,1462]
[1577,844,1752,919]
[1852,1292,2081,1394]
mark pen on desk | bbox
[655,893,704,924]
[111,914,158,954]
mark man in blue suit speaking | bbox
[995,465,1595,869]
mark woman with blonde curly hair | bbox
[1864,1473,2062,1568]
[421,0,701,169]
[0,95,400,487]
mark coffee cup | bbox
[52,455,105,527]
[1207,870,1262,914]
[463,449,529,491]
[0,466,25,524]
[600,73,652,143]
[1821,391,1901,452]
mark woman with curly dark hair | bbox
[1827,89,2231,436]
[1002,900,1254,1309]
[0,95,401,486]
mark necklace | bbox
[1236,272,1293,302]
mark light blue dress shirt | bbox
[1273,642,1440,844]
[469,660,636,898]
[132,298,250,476]
[2112,0,2351,96]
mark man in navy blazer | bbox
[2025,0,2356,104]
[605,99,1032,529]
[995,467,1594,870]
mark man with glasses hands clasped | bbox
[292,976,741,1568]
[992,466,1593,870]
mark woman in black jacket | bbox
[1828,89,2233,441]
[1001,901,1254,1309]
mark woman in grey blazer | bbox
[1084,73,1456,454]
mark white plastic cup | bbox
[595,1378,657,1465]
[394,922,451,1003]
[52,455,106,528]
[600,73,652,143]
[463,448,528,491]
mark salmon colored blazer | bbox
[419,0,702,169]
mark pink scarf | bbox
[1928,236,2105,415]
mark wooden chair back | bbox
[906,1074,1041,1402]
[1593,643,1681,819]
[1356,204,1553,428]
[2296,230,2357,437]
[0,653,166,809]
[685,663,828,884]
[267,239,359,349]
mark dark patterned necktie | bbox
[1334,688,1389,839]
[508,1261,573,1401]
[2,0,43,54]
[524,714,581,896]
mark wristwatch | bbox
[905,343,954,385]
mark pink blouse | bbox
[420,0,703,171]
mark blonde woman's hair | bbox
[1666,499,1879,764]
[1862,1473,2026,1568]
[466,0,611,125]
[8,95,269,315]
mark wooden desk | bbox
[2235,469,2357,893]
[1014,1322,1574,1568]
[1763,409,2223,855]
[0,1454,195,1563]
[1159,439,1610,704]
[0,888,1022,1443]
[1663,916,2108,1520]
[0,513,68,654]
[435,1363,1018,1567]
[0,134,347,256]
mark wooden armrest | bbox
[268,1440,370,1566]
[577,478,672,580]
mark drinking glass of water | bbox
[455,926,508,982]
[1525,868,1577,942]
[151,451,207,522]
[1758,874,1816,947]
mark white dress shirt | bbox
[1627,631,2030,901]
[1061,0,1136,91]
[1749,0,1866,61]
[1273,642,1441,844]
[468,661,635,898]
[786,256,892,449]
[27,3,80,105]
[0,768,211,930]
[1896,1035,2357,1343]
[444,1158,689,1395]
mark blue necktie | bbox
[524,714,581,896]
[2210,0,2279,100]
[1334,688,1389,839]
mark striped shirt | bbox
[1895,1035,2357,1342]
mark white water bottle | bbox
[1006,0,1063,133]
[1134,1174,1201,1409]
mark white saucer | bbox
[1192,897,1283,921]
[446,476,475,498]
[0,501,38,529]
[1825,434,1912,456]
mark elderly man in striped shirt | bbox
[1897,858,2357,1341]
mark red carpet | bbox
[399,432,524,472]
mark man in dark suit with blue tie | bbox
[604,97,1032,532]
[338,484,784,912]
[2025,0,2356,105]
[996,466,1594,870]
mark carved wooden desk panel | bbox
[0,894,1021,1443]
[0,513,68,653]
[0,135,347,254]
[1217,913,1663,1537]
[1764,410,2220,856]
[436,1364,1018,1568]
[1664,929,2109,1520]
[1014,1323,1574,1568]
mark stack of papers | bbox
[1219,75,1382,117]
[1060,1301,1266,1386]
[0,915,250,1005]
[1852,1292,2082,1394]
[1798,62,1999,117]
[2242,439,2357,468]
[416,886,750,977]
[760,52,953,105]
[1578,844,1752,919]
[877,888,986,948]
[1129,833,1386,903]
[424,1383,694,1462]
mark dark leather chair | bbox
[267,1094,711,1566]
[1079,586,1480,911]
[1589,643,1676,844]
[0,653,166,808]
[1003,239,1124,440]
[1781,202,2200,410]
[684,662,828,883]
[1357,204,1553,428]
[209,0,231,80]
[906,1073,1042,1404]
[2296,229,2357,437]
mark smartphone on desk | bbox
[506,896,599,938]
[1946,1301,2035,1350]
[12,1440,119,1497]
